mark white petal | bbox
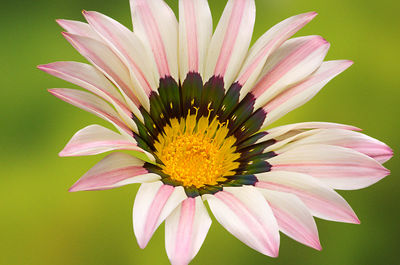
[205,186,280,257]
[69,152,160,192]
[59,124,154,162]
[179,0,212,80]
[268,144,390,190]
[84,11,159,108]
[38,62,137,132]
[133,182,186,248]
[62,32,143,120]
[237,12,317,99]
[56,19,102,41]
[274,129,393,163]
[258,189,321,250]
[261,60,353,128]
[253,35,330,109]
[256,171,359,223]
[204,0,255,88]
[130,0,179,80]
[48,89,133,136]
[257,121,361,144]
[165,197,211,265]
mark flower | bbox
[38,0,393,264]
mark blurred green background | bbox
[1,0,399,264]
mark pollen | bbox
[154,112,240,188]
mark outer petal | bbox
[257,121,361,144]
[62,32,143,119]
[56,19,102,41]
[179,0,212,80]
[59,124,154,161]
[38,62,137,132]
[133,182,186,249]
[258,189,321,250]
[165,197,211,265]
[274,129,393,163]
[69,152,160,192]
[261,60,353,128]
[253,35,330,109]
[48,89,133,136]
[237,12,317,98]
[130,0,178,80]
[268,144,390,190]
[83,11,159,104]
[205,186,280,257]
[255,171,360,223]
[204,0,255,88]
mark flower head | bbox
[39,0,392,264]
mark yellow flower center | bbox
[154,112,240,188]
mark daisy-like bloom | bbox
[39,0,393,264]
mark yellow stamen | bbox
[154,113,240,188]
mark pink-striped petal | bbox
[38,62,138,132]
[69,152,160,192]
[133,182,186,249]
[204,0,255,88]
[261,60,353,128]
[165,197,211,265]
[237,12,317,98]
[205,186,280,257]
[83,10,159,105]
[275,129,393,163]
[62,32,143,119]
[56,19,102,41]
[130,0,178,80]
[258,189,321,250]
[253,35,330,109]
[257,121,361,144]
[268,144,390,190]
[59,124,154,161]
[48,89,133,136]
[255,171,359,223]
[179,0,212,80]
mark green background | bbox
[1,0,399,264]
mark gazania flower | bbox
[39,0,393,264]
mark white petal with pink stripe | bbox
[133,182,186,249]
[205,186,280,257]
[165,197,211,265]
[69,152,159,192]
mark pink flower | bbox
[38,0,392,264]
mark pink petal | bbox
[38,62,138,131]
[205,186,280,257]
[237,12,317,98]
[268,144,390,190]
[56,19,102,41]
[253,35,330,109]
[48,89,132,136]
[204,0,255,88]
[178,0,212,79]
[133,182,186,249]
[257,121,361,144]
[83,10,158,103]
[275,129,393,163]
[130,0,178,79]
[258,189,321,250]
[261,60,353,127]
[256,171,360,223]
[69,152,160,192]
[165,197,211,265]
[62,32,143,118]
[59,124,153,161]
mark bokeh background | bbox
[1,0,399,264]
